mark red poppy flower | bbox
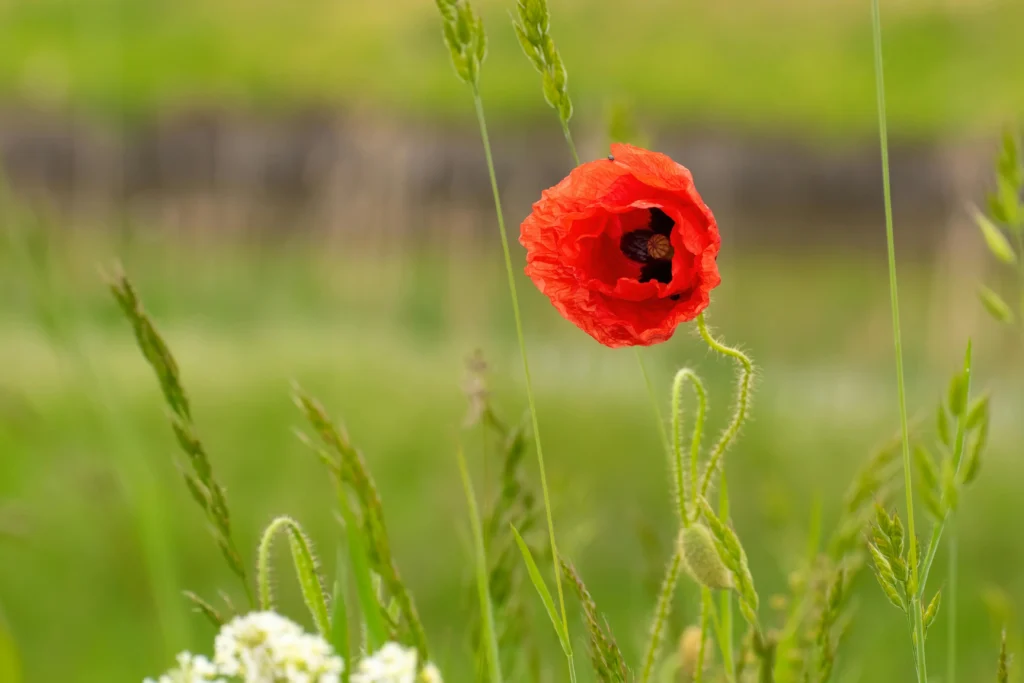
[519,143,721,347]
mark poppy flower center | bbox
[618,207,676,284]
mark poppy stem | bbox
[695,314,754,500]
[871,2,926,682]
[471,89,576,683]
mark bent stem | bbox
[671,368,707,526]
[471,90,575,682]
[695,314,754,499]
[870,1,926,681]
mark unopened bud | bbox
[680,524,733,590]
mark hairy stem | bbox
[671,369,707,527]
[471,90,575,682]
[719,478,736,682]
[870,2,926,680]
[696,314,754,499]
[640,542,683,683]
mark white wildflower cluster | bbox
[350,643,442,683]
[145,652,224,683]
[144,612,343,683]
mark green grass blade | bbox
[331,548,351,683]
[457,446,504,683]
[511,524,572,657]
[337,488,389,650]
[287,526,332,639]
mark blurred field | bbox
[2,227,1023,681]
[0,0,1022,135]
[2,0,1024,681]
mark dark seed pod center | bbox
[618,208,677,285]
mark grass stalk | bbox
[870,1,927,680]
[694,588,712,683]
[635,350,671,458]
[561,120,581,166]
[471,89,575,682]
[948,522,957,683]
[457,446,504,683]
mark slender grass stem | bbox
[640,542,683,683]
[694,588,711,683]
[636,350,671,457]
[947,522,957,683]
[870,2,926,680]
[561,120,581,167]
[471,90,574,682]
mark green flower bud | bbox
[681,524,733,590]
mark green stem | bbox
[561,119,581,166]
[671,369,707,527]
[640,542,683,683]
[870,2,926,681]
[947,521,957,683]
[696,314,754,499]
[694,588,711,683]
[719,477,736,683]
[920,349,972,589]
[636,349,671,458]
[472,90,574,682]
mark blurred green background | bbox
[1,0,1023,681]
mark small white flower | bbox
[419,662,443,683]
[143,652,225,683]
[214,611,344,683]
[350,643,443,683]
[144,611,343,683]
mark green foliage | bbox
[511,525,571,659]
[182,591,225,629]
[435,0,487,88]
[974,208,1018,266]
[256,516,332,639]
[329,550,350,682]
[561,561,628,683]
[456,446,504,683]
[295,390,428,658]
[512,0,573,126]
[998,630,1013,683]
[108,270,252,606]
[975,128,1024,326]
[460,352,543,680]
